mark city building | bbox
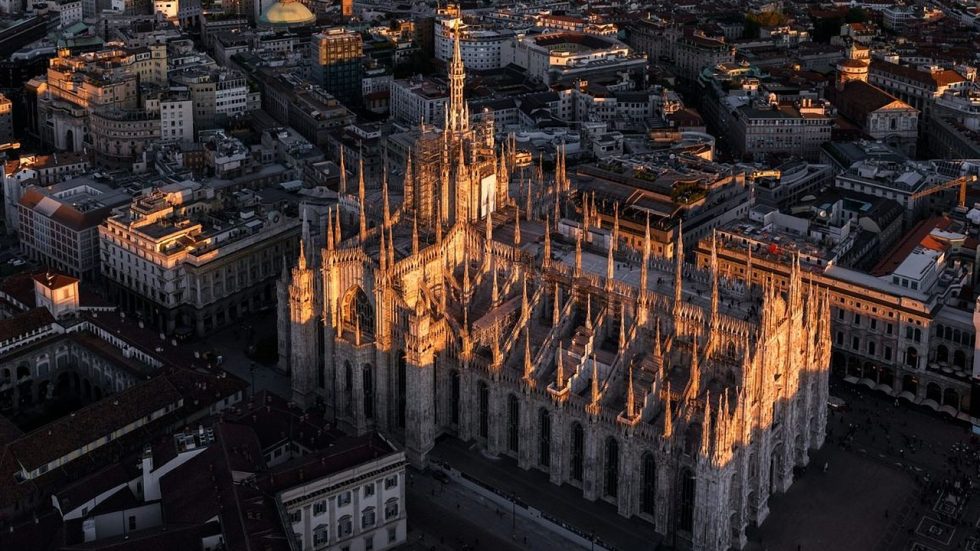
[311,28,364,106]
[435,16,512,71]
[502,32,647,86]
[18,178,131,279]
[99,181,301,335]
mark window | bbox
[313,525,329,546]
[364,483,375,497]
[338,491,351,506]
[870,319,877,331]
[384,475,398,490]
[388,527,397,543]
[128,516,136,531]
[852,336,860,350]
[868,341,876,356]
[385,498,399,519]
[289,509,302,524]
[837,309,844,320]
[364,536,374,551]
[853,314,861,326]
[314,500,327,515]
[337,515,352,538]
[362,507,376,528]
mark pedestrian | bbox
[823,462,829,473]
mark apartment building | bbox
[99,181,301,335]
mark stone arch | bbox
[683,422,701,456]
[506,393,519,453]
[1,367,9,382]
[769,442,784,495]
[943,388,959,410]
[846,356,861,378]
[640,452,656,516]
[37,380,50,401]
[342,286,375,334]
[93,385,102,401]
[537,407,550,467]
[936,345,949,363]
[953,349,966,368]
[926,382,941,403]
[906,346,918,368]
[902,375,917,396]
[678,467,696,532]
[570,422,584,482]
[16,363,30,380]
[362,363,374,420]
[604,436,619,499]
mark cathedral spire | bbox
[688,336,701,400]
[626,364,636,419]
[663,381,673,439]
[555,344,565,389]
[618,302,626,350]
[448,17,466,133]
[520,274,529,322]
[334,208,342,246]
[298,238,307,271]
[382,172,391,231]
[542,215,551,268]
[700,391,712,457]
[387,224,395,267]
[674,219,684,308]
[525,178,533,220]
[612,202,619,250]
[552,283,560,327]
[358,155,366,241]
[326,208,334,252]
[585,293,592,330]
[605,232,615,290]
[574,231,582,277]
[514,207,521,246]
[710,230,719,326]
[523,328,534,385]
[411,216,419,256]
[491,259,499,307]
[338,146,348,195]
[640,214,650,301]
[589,354,600,410]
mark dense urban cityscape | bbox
[0,0,976,549]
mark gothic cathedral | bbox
[277,24,831,550]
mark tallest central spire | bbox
[448,15,467,134]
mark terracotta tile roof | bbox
[870,60,966,89]
[32,272,78,291]
[871,216,952,276]
[0,273,38,309]
[8,376,183,472]
[834,80,912,127]
[0,307,54,343]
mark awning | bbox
[921,399,940,411]
[875,383,894,394]
[844,376,859,384]
[859,378,876,389]
[897,391,916,402]
[941,405,959,417]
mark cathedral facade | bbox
[278,26,832,550]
